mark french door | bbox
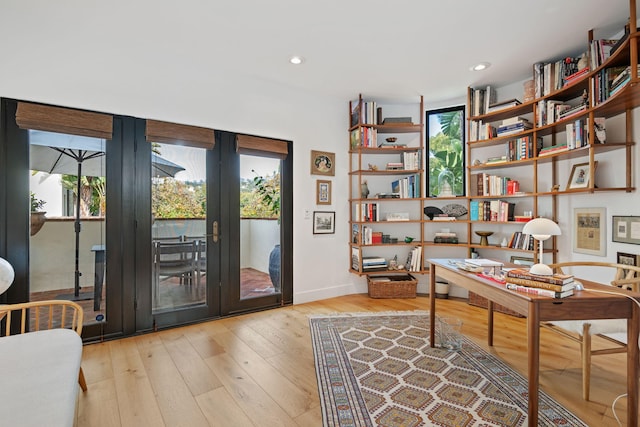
[0,100,291,339]
[134,125,290,331]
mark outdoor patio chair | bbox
[153,240,198,292]
[181,236,207,287]
[541,261,640,400]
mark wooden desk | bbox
[427,258,639,427]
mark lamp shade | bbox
[522,218,561,276]
[0,257,14,295]
[522,217,561,239]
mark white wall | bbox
[240,219,279,273]
[1,51,357,304]
[5,4,640,303]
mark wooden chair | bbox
[542,261,640,400]
[0,300,87,392]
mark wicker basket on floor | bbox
[367,274,417,298]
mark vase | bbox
[30,212,47,236]
[268,244,281,292]
[360,182,370,199]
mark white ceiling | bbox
[0,0,633,106]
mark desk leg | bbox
[527,302,540,427]
[487,300,494,346]
[429,265,436,348]
[628,305,639,426]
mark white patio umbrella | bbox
[29,130,185,298]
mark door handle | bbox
[213,221,219,243]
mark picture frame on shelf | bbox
[510,256,534,267]
[310,150,335,176]
[316,180,331,205]
[573,207,606,256]
[313,211,335,234]
[566,161,597,190]
[616,251,639,267]
[612,216,640,245]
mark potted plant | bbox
[30,192,47,236]
[252,171,281,292]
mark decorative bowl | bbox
[475,231,494,246]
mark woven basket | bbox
[367,274,417,299]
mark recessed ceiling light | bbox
[471,62,491,71]
[289,56,304,65]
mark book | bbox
[505,276,576,292]
[362,256,386,264]
[506,269,574,285]
[487,98,521,113]
[506,283,574,298]
[351,248,360,271]
[465,259,503,267]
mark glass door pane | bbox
[240,155,281,299]
[151,142,207,312]
[28,130,107,326]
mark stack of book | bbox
[505,269,575,298]
[538,143,568,157]
[563,66,590,87]
[487,98,521,113]
[362,256,388,272]
[433,231,458,244]
[496,117,533,136]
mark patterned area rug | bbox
[309,312,587,427]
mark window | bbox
[426,106,465,197]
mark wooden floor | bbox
[77,294,631,426]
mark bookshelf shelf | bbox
[349,94,425,276]
[466,9,637,265]
[349,6,637,280]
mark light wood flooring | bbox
[77,294,631,426]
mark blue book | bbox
[470,201,479,221]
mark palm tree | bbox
[428,110,464,196]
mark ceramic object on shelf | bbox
[423,206,444,220]
[475,231,494,246]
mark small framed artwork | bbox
[612,216,640,245]
[510,256,534,267]
[316,180,331,205]
[313,211,335,234]
[617,251,639,267]
[566,161,597,190]
[310,150,335,176]
[573,207,606,256]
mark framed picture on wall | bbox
[313,211,335,234]
[573,207,606,256]
[612,216,640,245]
[316,180,331,205]
[310,150,335,176]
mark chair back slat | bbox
[0,300,84,336]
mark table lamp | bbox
[522,217,561,276]
[0,256,14,295]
